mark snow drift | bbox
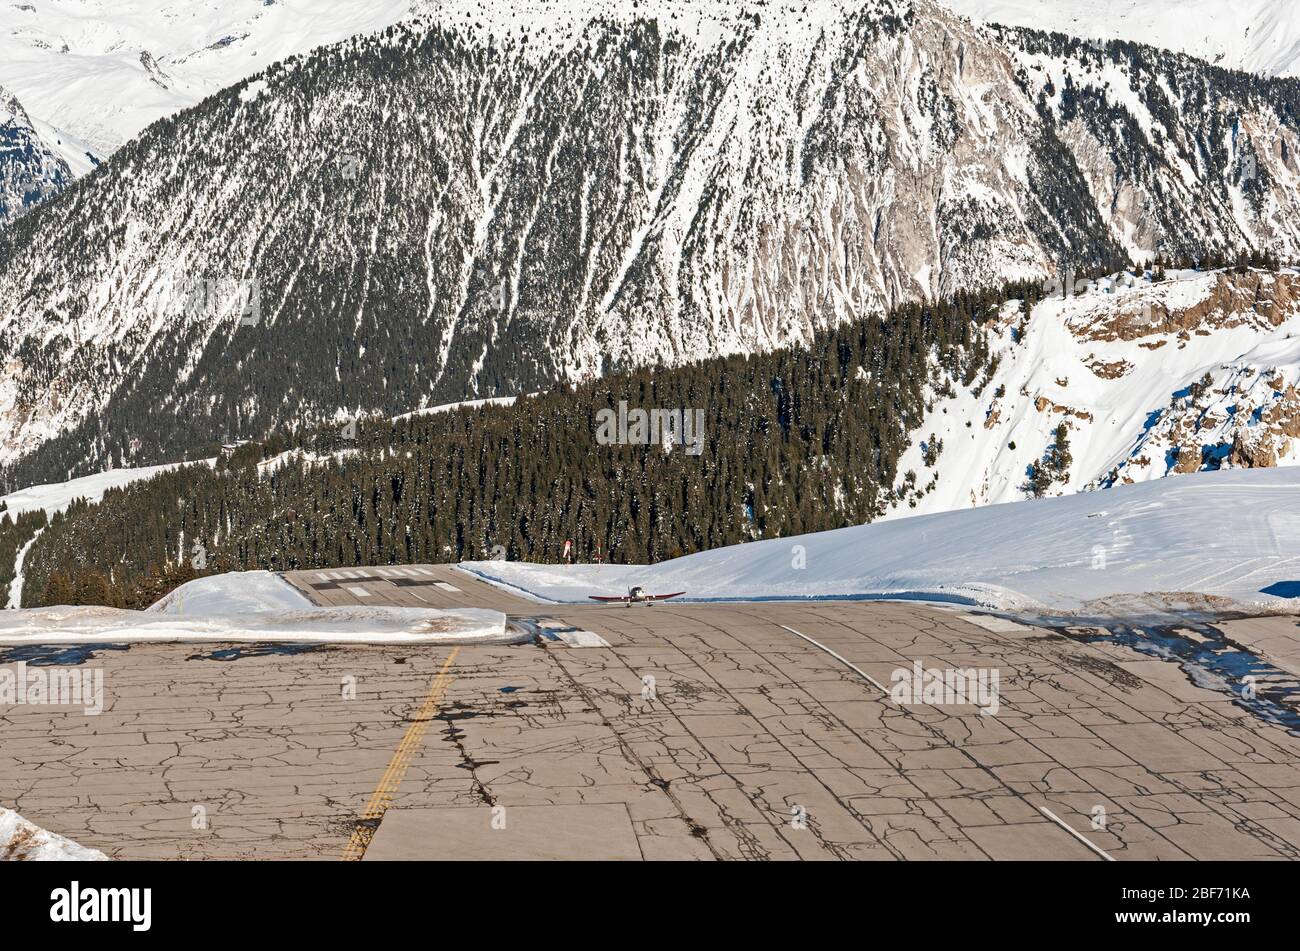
[0,808,106,861]
[0,604,514,646]
[461,466,1300,617]
[147,569,313,615]
[0,570,515,645]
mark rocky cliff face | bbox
[0,86,72,228]
[887,267,1300,517]
[2,0,1299,487]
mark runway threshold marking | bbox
[778,624,889,694]
[1038,806,1115,861]
[340,648,461,861]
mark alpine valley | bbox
[3,0,1300,483]
[0,0,1299,605]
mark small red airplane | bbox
[589,585,686,607]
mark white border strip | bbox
[777,624,889,695]
[1038,806,1114,861]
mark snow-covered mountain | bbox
[3,0,1300,487]
[0,86,73,227]
[938,1,1300,77]
[888,266,1300,516]
[0,0,427,159]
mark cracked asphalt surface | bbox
[3,564,1299,860]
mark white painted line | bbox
[552,629,610,648]
[962,614,1032,633]
[777,624,889,695]
[434,581,460,593]
[1038,806,1114,861]
[413,567,435,577]
[346,585,372,598]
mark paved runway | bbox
[2,563,1299,860]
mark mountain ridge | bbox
[2,0,1298,489]
[0,85,73,227]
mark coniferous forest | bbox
[17,290,1002,608]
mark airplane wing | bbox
[588,595,630,602]
[647,592,686,601]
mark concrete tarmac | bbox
[2,564,1298,860]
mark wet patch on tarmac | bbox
[186,643,332,662]
[1039,615,1300,735]
[0,643,130,666]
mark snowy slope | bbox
[461,466,1300,617]
[0,459,212,517]
[0,0,426,158]
[888,267,1300,516]
[939,1,1300,77]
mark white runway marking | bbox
[777,624,889,695]
[346,585,372,598]
[1038,806,1114,861]
[962,614,1032,633]
[551,629,610,647]
[434,581,460,592]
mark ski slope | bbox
[462,467,1300,617]
[0,459,211,517]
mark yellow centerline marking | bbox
[341,648,460,861]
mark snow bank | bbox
[461,467,1300,617]
[0,605,513,646]
[148,570,313,615]
[2,569,515,644]
[0,808,106,861]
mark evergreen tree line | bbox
[18,290,1005,608]
[0,506,48,606]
